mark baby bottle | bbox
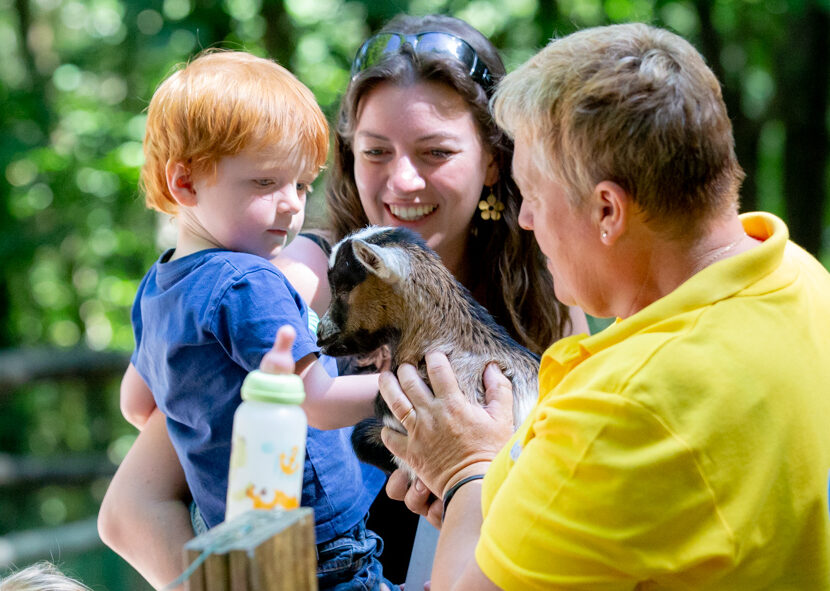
[225,370,307,522]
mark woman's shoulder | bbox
[273,232,335,315]
[297,231,333,257]
[277,232,333,271]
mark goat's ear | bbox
[352,240,409,283]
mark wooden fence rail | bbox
[0,347,127,571]
[0,517,101,570]
[0,452,116,487]
[0,346,129,393]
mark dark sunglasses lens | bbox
[415,33,478,76]
[353,34,403,74]
[416,33,466,56]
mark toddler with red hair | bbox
[99,50,390,590]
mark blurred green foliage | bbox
[1,0,828,589]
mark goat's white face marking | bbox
[328,225,388,269]
[321,226,412,354]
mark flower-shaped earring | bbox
[478,191,505,221]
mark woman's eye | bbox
[361,148,387,158]
[297,182,312,195]
[254,179,275,187]
[428,149,453,159]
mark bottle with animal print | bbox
[225,371,307,522]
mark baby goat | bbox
[316,225,540,479]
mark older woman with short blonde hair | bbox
[380,22,830,590]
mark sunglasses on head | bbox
[350,31,494,91]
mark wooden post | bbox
[183,508,316,591]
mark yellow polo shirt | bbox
[477,213,830,590]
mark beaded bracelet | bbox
[441,474,485,522]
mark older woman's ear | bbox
[594,180,630,245]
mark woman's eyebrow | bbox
[354,130,389,141]
[414,133,459,142]
[354,131,460,143]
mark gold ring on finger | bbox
[400,406,416,426]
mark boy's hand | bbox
[260,325,297,374]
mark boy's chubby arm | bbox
[121,362,157,430]
[261,326,378,430]
[98,408,192,590]
[296,353,379,430]
[273,234,332,316]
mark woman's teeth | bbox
[389,204,437,221]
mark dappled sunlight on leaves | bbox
[660,1,699,36]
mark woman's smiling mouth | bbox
[388,203,437,222]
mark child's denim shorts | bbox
[190,503,398,591]
[316,516,398,591]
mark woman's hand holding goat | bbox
[379,352,515,510]
[385,472,442,528]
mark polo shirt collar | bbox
[542,212,789,375]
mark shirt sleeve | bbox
[476,390,734,591]
[209,267,319,372]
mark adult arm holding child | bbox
[98,409,192,590]
[119,363,158,430]
[101,350,189,589]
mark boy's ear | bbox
[166,160,197,206]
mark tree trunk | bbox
[779,2,829,255]
[262,1,293,68]
[693,0,760,213]
[535,0,560,45]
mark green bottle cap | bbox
[241,370,305,405]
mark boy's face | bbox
[187,149,311,259]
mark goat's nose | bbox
[316,313,338,344]
[387,156,426,195]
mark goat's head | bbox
[317,226,429,357]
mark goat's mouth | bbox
[387,203,437,222]
[318,327,401,358]
[316,334,349,356]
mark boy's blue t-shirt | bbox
[130,248,385,541]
